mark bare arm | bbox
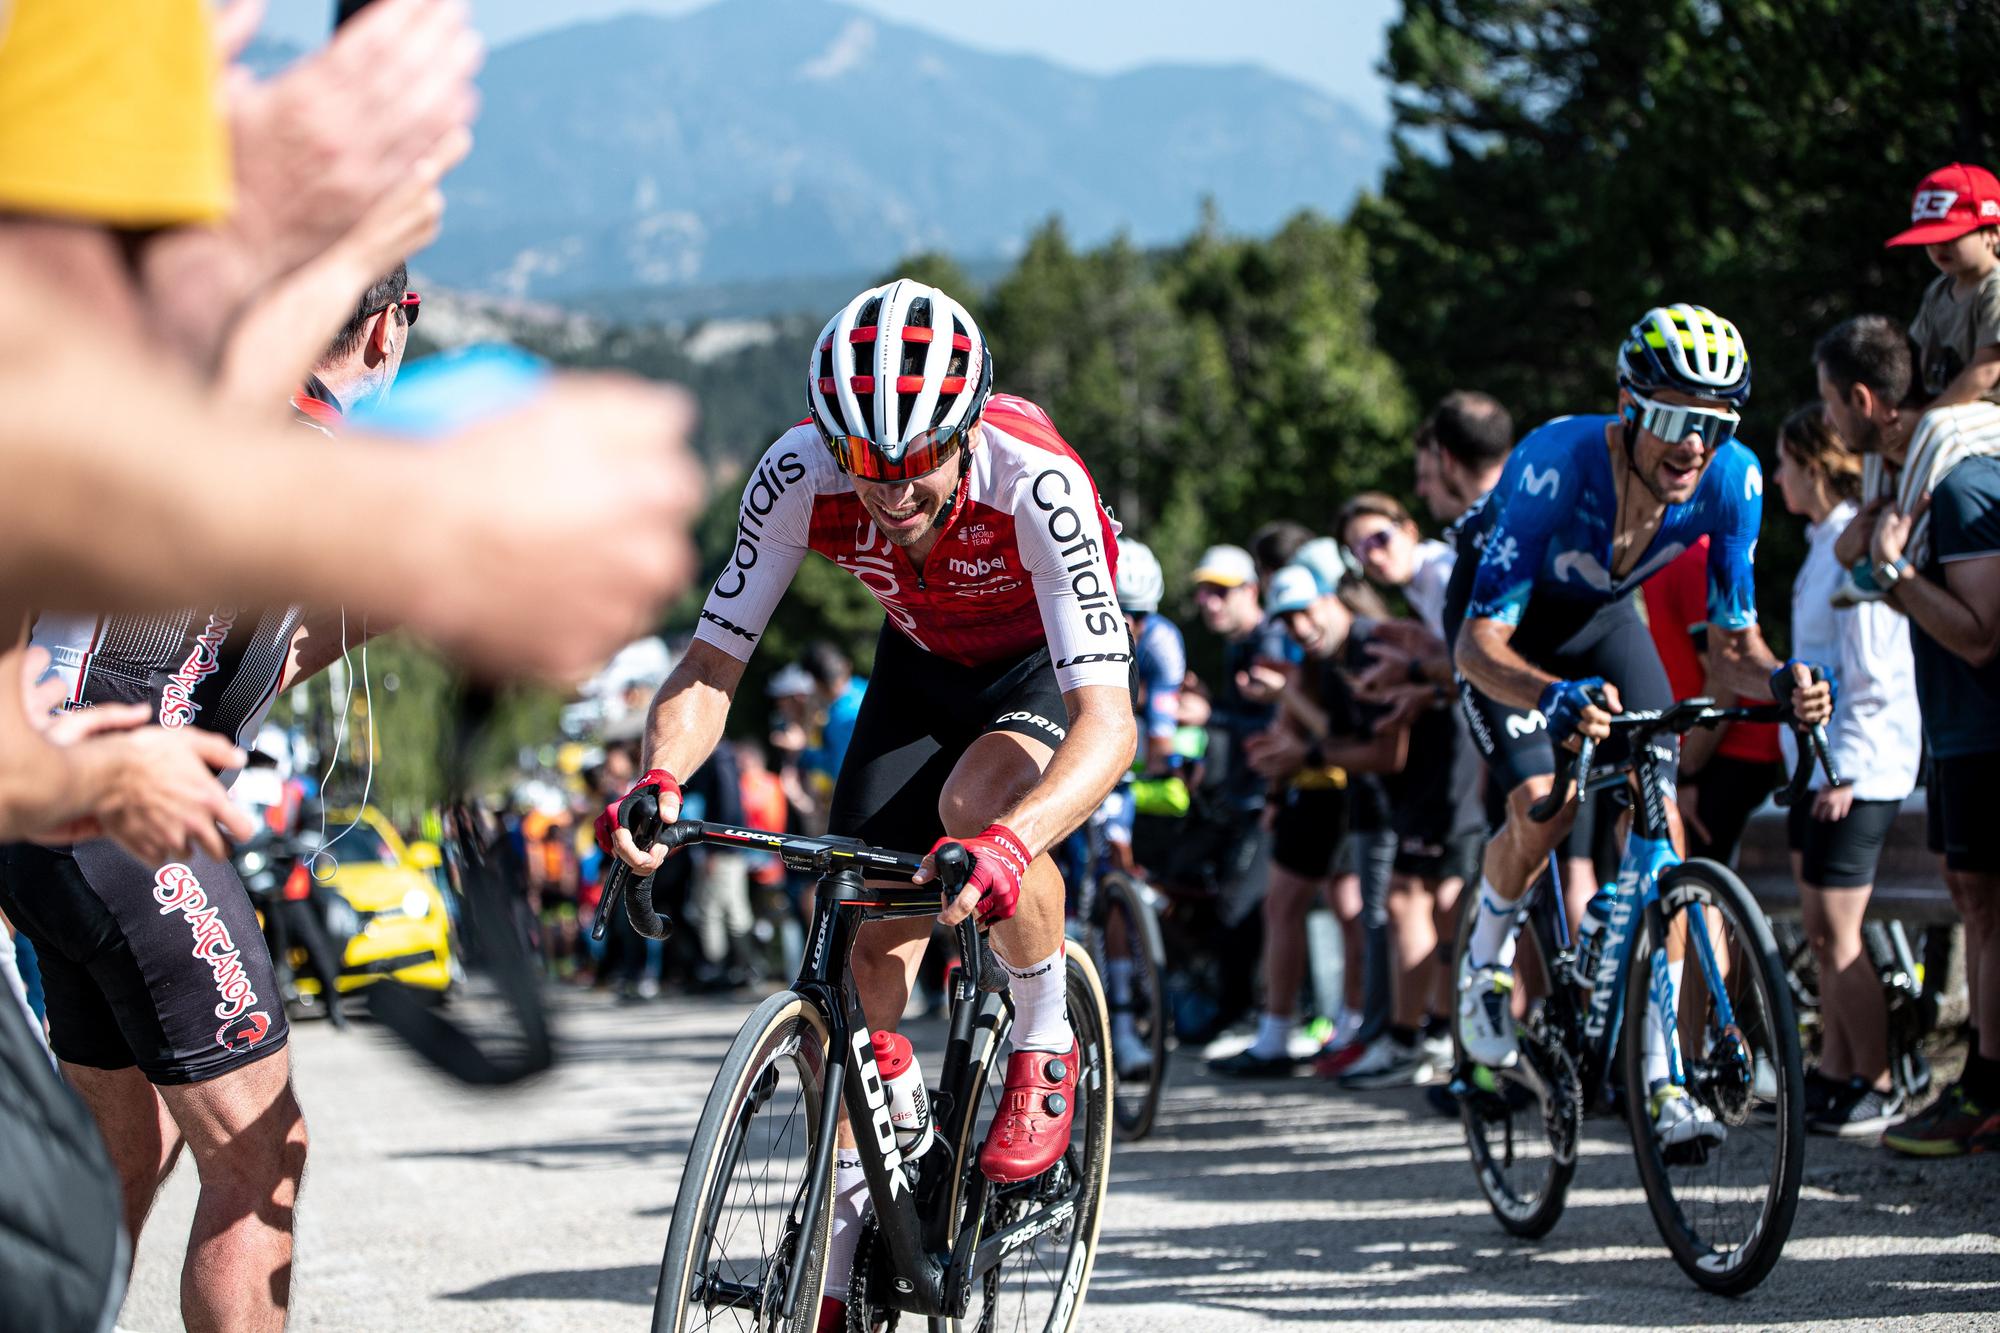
[611,640,748,872]
[1455,616,1554,712]
[1889,554,2000,668]
[0,260,702,680]
[1929,344,2000,411]
[280,611,383,691]
[991,683,1137,858]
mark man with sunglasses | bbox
[293,264,419,424]
[1450,304,1832,1149]
[604,279,1135,1331]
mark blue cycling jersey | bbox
[1463,414,1763,632]
[1132,612,1186,743]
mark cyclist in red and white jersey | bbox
[606,279,1137,1329]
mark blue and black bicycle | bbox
[1452,693,1840,1295]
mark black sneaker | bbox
[1207,1047,1304,1078]
[1809,1082,1905,1138]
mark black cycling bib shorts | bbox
[0,841,288,1085]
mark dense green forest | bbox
[358,0,1997,816]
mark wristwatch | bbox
[1876,555,1913,587]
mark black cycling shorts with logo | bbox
[0,840,288,1085]
[828,624,1071,857]
[1458,593,1678,796]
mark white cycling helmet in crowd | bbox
[1117,540,1165,614]
[1616,303,1751,406]
[807,278,995,481]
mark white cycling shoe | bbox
[1455,960,1518,1069]
[1650,1085,1728,1149]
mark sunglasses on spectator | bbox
[367,291,421,327]
[1192,582,1241,602]
[1351,527,1397,556]
[1626,390,1737,449]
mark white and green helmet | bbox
[1617,304,1751,406]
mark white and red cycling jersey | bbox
[693,394,1129,692]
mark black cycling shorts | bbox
[1271,786,1348,879]
[1458,595,1678,796]
[1790,795,1902,889]
[0,840,288,1084]
[828,625,1070,857]
[1926,754,2000,874]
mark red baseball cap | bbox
[1886,162,2000,248]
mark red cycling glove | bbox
[931,823,1032,924]
[594,768,682,853]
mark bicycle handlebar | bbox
[593,789,975,947]
[1527,688,1845,825]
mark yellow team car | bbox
[294,807,457,998]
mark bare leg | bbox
[1259,864,1321,1024]
[1814,882,1889,1089]
[63,1064,183,1263]
[1327,870,1365,1016]
[1387,873,1438,1029]
[155,1051,308,1333]
[1947,869,2000,1066]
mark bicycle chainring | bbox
[845,1211,901,1333]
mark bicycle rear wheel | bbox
[1455,883,1577,1239]
[942,942,1112,1333]
[654,991,835,1332]
[1622,859,1804,1296]
[1095,872,1169,1140]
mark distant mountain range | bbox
[251,0,1387,306]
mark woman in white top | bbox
[1775,404,1924,1137]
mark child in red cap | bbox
[1888,162,2000,409]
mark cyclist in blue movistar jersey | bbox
[1451,304,1833,1148]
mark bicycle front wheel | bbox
[943,942,1113,1333]
[1096,872,1169,1140]
[1621,858,1804,1296]
[655,991,835,1332]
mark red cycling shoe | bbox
[817,1296,845,1333]
[978,1040,1079,1183]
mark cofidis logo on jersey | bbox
[713,451,808,600]
[153,863,273,1051]
[1030,469,1119,640]
[160,610,237,728]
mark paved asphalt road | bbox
[122,990,2000,1331]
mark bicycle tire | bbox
[1098,872,1169,1141]
[1621,859,1804,1296]
[1454,882,1575,1239]
[654,991,835,1333]
[939,942,1112,1333]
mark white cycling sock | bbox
[1643,957,1686,1093]
[1466,878,1519,970]
[1004,948,1072,1054]
[1105,957,1137,1047]
[823,1151,867,1301]
[1250,1011,1292,1060]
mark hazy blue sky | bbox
[260,0,1399,121]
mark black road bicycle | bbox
[600,799,1113,1332]
[1066,824,1170,1140]
[1451,695,1840,1295]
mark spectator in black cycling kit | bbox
[1212,562,1405,1079]
[1337,494,1488,1089]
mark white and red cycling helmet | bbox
[807,279,994,481]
